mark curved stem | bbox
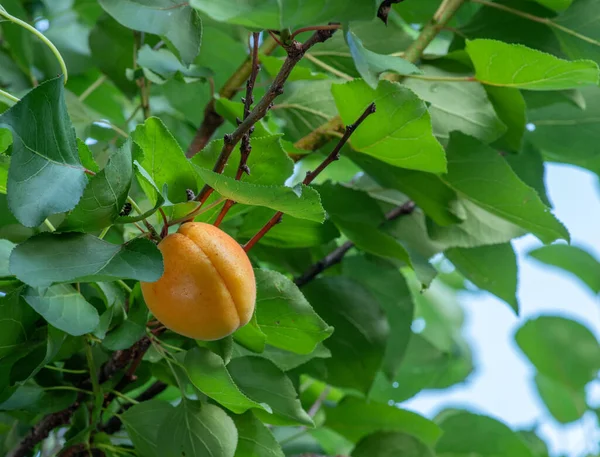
[43,219,56,232]
[0,88,20,104]
[0,7,68,83]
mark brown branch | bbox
[294,201,416,287]
[214,32,261,227]
[291,24,341,40]
[243,103,376,252]
[186,35,279,157]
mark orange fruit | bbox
[141,222,256,340]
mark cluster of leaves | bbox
[0,0,600,456]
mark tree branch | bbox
[294,201,416,287]
[243,103,376,252]
[186,34,278,157]
[214,32,261,227]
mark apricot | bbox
[140,222,256,340]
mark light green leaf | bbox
[484,86,526,151]
[332,80,446,172]
[184,347,269,414]
[466,39,599,90]
[0,77,87,227]
[137,45,212,84]
[10,233,163,288]
[228,356,313,427]
[346,29,421,88]
[190,0,376,30]
[255,269,333,354]
[445,243,519,313]
[195,167,325,222]
[326,397,441,446]
[232,412,285,457]
[121,400,174,457]
[0,239,15,277]
[515,315,600,388]
[436,411,534,457]
[302,277,388,394]
[23,284,99,336]
[98,0,202,65]
[233,314,268,354]
[505,143,551,207]
[132,117,199,204]
[61,140,133,232]
[442,133,569,244]
[531,0,572,11]
[352,431,435,457]
[529,244,600,294]
[404,65,506,144]
[157,401,238,457]
[535,373,586,424]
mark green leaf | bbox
[0,289,39,359]
[505,143,551,207]
[533,0,572,11]
[260,54,328,82]
[137,45,212,83]
[23,284,99,336]
[346,29,421,89]
[466,39,599,90]
[534,373,586,424]
[121,400,174,457]
[529,244,600,294]
[102,284,147,350]
[189,0,376,30]
[10,233,163,288]
[404,65,507,144]
[442,133,569,244]
[60,139,133,231]
[326,397,441,446]
[435,411,534,457]
[352,431,435,457]
[445,243,519,313]
[184,347,269,414]
[227,356,313,427]
[485,86,526,151]
[515,315,600,388]
[89,16,137,96]
[553,0,600,64]
[132,117,199,204]
[350,153,462,227]
[233,314,268,354]
[192,135,294,186]
[157,401,238,457]
[0,239,14,277]
[0,77,87,227]
[232,412,285,457]
[343,256,414,380]
[302,277,388,393]
[254,269,333,354]
[195,167,325,222]
[332,80,446,173]
[99,0,202,65]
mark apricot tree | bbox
[1,1,600,456]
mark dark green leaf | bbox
[228,356,313,426]
[485,86,526,151]
[332,80,446,172]
[529,244,600,294]
[445,243,519,313]
[254,269,332,354]
[232,411,285,457]
[0,77,87,227]
[184,347,269,414]
[515,315,600,388]
[326,397,441,446]
[23,285,99,336]
[0,289,39,359]
[10,233,163,288]
[102,284,147,350]
[553,0,600,64]
[505,143,551,207]
[352,431,435,457]
[302,277,388,393]
[442,133,569,244]
[121,399,174,457]
[99,0,202,65]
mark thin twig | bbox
[291,24,341,40]
[243,103,376,252]
[214,32,261,227]
[134,32,151,119]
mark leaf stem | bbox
[471,0,600,48]
[304,53,353,80]
[79,75,107,102]
[0,7,68,83]
[291,24,341,40]
[243,103,376,252]
[98,226,111,240]
[43,219,56,232]
[43,365,88,374]
[109,390,140,405]
[0,88,20,104]
[117,280,132,294]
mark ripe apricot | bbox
[140,222,256,340]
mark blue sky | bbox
[405,163,600,456]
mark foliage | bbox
[0,0,599,456]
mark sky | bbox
[405,163,600,456]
